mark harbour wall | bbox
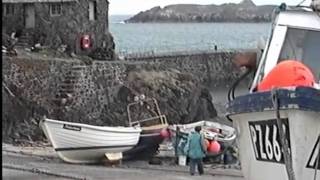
[2,51,244,143]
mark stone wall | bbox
[2,4,25,34]
[2,51,241,144]
[124,51,241,87]
[2,0,115,59]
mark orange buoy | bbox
[160,128,170,138]
[208,140,221,153]
[257,60,315,91]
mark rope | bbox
[227,68,252,102]
[271,89,296,180]
[314,135,320,180]
[296,0,307,7]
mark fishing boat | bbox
[40,118,141,164]
[123,97,169,160]
[226,3,320,180]
[169,120,237,162]
[169,120,236,145]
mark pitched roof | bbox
[3,0,77,3]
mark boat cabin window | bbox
[278,28,320,81]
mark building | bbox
[2,0,115,60]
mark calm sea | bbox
[110,15,271,55]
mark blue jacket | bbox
[186,131,206,159]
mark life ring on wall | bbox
[257,60,315,91]
[81,34,92,50]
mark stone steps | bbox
[15,42,29,47]
[59,83,75,89]
[53,65,88,106]
[58,89,74,94]
[16,33,33,47]
[71,65,88,70]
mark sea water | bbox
[110,15,271,55]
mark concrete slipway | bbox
[2,144,244,180]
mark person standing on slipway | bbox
[185,126,207,176]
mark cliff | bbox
[126,0,276,23]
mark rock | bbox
[123,69,217,124]
[239,0,256,7]
[125,1,275,23]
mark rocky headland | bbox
[125,0,276,23]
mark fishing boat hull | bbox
[123,125,168,160]
[227,87,320,180]
[169,121,237,159]
[125,98,169,160]
[40,118,141,164]
[170,120,236,143]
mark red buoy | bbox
[208,140,221,153]
[81,34,92,50]
[204,139,210,150]
[257,60,315,91]
[160,128,170,138]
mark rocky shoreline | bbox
[125,0,275,23]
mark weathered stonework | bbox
[124,52,241,87]
[2,51,241,144]
[2,0,115,59]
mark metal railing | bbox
[130,115,167,127]
[127,97,168,127]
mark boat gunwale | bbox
[226,107,319,118]
[226,87,320,117]
[42,118,142,133]
[55,144,136,152]
[139,123,169,131]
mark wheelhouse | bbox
[250,10,320,92]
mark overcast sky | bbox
[108,0,311,15]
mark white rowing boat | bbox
[40,118,141,163]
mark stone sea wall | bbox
[2,51,241,144]
[124,52,240,86]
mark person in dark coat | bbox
[185,126,207,175]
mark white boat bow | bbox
[40,118,141,163]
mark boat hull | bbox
[123,127,166,160]
[56,146,133,164]
[231,110,319,180]
[227,87,320,180]
[170,120,236,144]
[40,118,141,164]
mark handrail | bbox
[130,115,167,126]
[127,97,167,127]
